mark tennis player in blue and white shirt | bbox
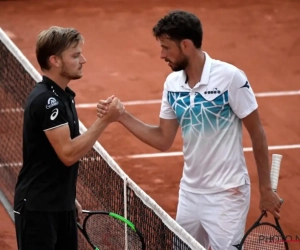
[97,10,282,250]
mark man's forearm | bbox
[252,131,272,192]
[118,111,166,151]
[65,118,109,166]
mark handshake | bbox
[96,95,125,123]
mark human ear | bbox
[49,55,61,68]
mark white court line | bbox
[0,162,22,168]
[0,158,98,168]
[118,144,300,159]
[75,90,300,108]
[1,90,299,112]
[2,144,299,166]
[0,108,24,113]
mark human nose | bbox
[160,49,167,60]
[81,55,87,64]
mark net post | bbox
[124,176,128,250]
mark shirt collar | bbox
[42,75,76,98]
[184,51,212,86]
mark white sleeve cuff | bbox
[43,123,68,131]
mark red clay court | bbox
[0,0,299,249]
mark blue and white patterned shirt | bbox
[159,52,258,193]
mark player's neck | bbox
[43,72,70,91]
[184,50,205,88]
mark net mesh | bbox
[241,224,287,249]
[0,28,205,250]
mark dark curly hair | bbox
[152,10,203,49]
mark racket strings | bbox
[85,214,143,249]
[243,225,286,250]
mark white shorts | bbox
[176,184,250,250]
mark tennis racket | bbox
[77,210,146,250]
[234,154,289,250]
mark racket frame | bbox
[235,210,289,249]
[234,154,289,249]
[77,210,146,250]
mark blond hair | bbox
[36,26,83,70]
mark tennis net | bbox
[0,28,205,250]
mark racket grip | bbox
[270,154,283,191]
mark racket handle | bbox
[270,154,283,192]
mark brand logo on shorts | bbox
[50,108,59,120]
[46,97,59,109]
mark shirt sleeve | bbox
[228,69,258,119]
[30,92,68,131]
[159,80,177,119]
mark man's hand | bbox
[97,96,125,122]
[260,189,282,219]
[75,199,82,223]
[97,95,114,118]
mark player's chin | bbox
[167,62,180,72]
[167,63,176,71]
[71,73,83,80]
[170,65,182,72]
